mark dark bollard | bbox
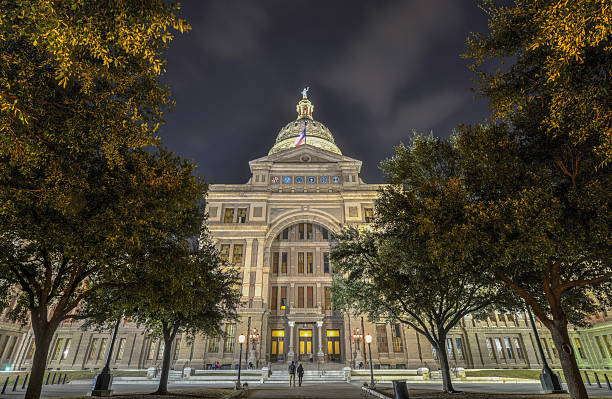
[22,373,29,390]
[12,376,19,391]
[584,370,591,385]
[604,374,611,390]
[51,372,57,385]
[45,373,50,385]
[392,380,409,399]
[594,372,602,388]
[1,377,9,394]
[62,374,67,384]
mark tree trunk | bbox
[549,321,588,399]
[24,312,55,399]
[436,333,456,393]
[155,326,176,395]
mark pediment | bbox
[252,144,358,164]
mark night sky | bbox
[158,1,494,184]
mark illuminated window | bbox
[116,338,126,360]
[272,252,279,274]
[237,208,247,223]
[392,324,403,353]
[271,286,278,310]
[324,287,331,310]
[219,244,230,263]
[364,208,374,223]
[26,341,35,360]
[455,338,464,360]
[376,325,389,353]
[60,338,71,360]
[603,335,612,358]
[232,244,244,264]
[574,338,586,359]
[98,338,108,360]
[298,286,304,308]
[88,338,99,361]
[147,340,157,360]
[595,336,607,358]
[307,223,313,239]
[224,324,236,353]
[208,335,219,353]
[298,252,304,274]
[307,252,313,273]
[307,286,314,307]
[281,253,288,274]
[494,338,504,359]
[51,338,64,360]
[224,208,234,223]
[281,286,287,309]
[486,338,495,359]
[513,337,524,359]
[504,337,513,359]
[323,253,330,273]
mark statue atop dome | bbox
[297,88,314,119]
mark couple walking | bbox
[288,361,304,387]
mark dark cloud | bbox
[158,1,493,184]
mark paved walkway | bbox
[247,383,362,398]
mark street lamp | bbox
[526,308,564,393]
[365,333,374,388]
[236,334,246,389]
[353,328,364,367]
[91,318,120,396]
[248,328,260,368]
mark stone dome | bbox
[268,92,342,155]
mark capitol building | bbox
[1,93,610,373]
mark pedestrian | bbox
[211,362,216,370]
[359,361,363,369]
[248,361,253,369]
[216,361,220,369]
[297,363,304,386]
[288,360,296,387]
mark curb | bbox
[362,386,391,399]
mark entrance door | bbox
[298,329,312,361]
[327,329,341,362]
[270,330,285,362]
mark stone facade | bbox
[1,94,610,372]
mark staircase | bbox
[266,370,346,384]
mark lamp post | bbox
[365,333,374,388]
[353,328,364,367]
[91,318,120,396]
[248,328,260,368]
[236,334,246,389]
[526,308,564,393]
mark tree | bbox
[455,123,611,399]
[465,0,611,166]
[0,2,188,398]
[331,134,515,393]
[83,233,240,395]
[464,2,611,398]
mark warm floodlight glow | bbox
[238,334,246,344]
[365,334,372,344]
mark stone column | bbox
[317,321,324,359]
[288,321,295,360]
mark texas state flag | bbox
[294,121,306,146]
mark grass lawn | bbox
[377,388,610,399]
[0,369,146,386]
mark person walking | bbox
[297,363,304,386]
[288,361,296,387]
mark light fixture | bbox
[238,334,246,344]
[365,334,372,344]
